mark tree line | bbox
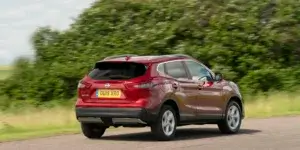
[1,0,300,103]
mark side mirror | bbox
[215,72,223,82]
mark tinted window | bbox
[165,61,188,79]
[185,61,213,81]
[88,62,147,80]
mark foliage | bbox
[2,0,300,102]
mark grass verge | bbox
[245,91,300,118]
[1,91,300,142]
[0,125,79,142]
[0,107,80,142]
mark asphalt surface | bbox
[1,116,300,150]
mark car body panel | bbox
[75,54,244,126]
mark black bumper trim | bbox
[75,107,156,124]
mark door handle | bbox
[198,84,203,90]
[198,81,205,90]
[172,83,178,89]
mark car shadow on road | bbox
[100,128,261,142]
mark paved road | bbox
[1,116,300,150]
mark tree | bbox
[3,0,300,101]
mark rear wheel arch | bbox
[161,99,180,122]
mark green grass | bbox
[0,106,80,142]
[0,66,12,80]
[0,125,79,142]
[245,92,300,118]
[0,91,300,142]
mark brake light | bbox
[78,82,85,88]
[77,80,91,89]
[78,80,92,100]
[125,81,155,89]
[134,82,154,89]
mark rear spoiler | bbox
[103,54,139,60]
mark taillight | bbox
[77,80,91,89]
[134,82,154,89]
[78,82,85,88]
[78,80,91,99]
[125,81,154,89]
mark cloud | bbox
[0,0,96,65]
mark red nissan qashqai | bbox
[75,54,244,141]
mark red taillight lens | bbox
[133,82,154,89]
[78,82,86,88]
[78,80,91,99]
[124,80,154,89]
[77,80,91,89]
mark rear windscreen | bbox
[88,62,147,80]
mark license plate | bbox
[96,89,121,98]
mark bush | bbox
[2,0,300,102]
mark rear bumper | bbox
[75,107,157,126]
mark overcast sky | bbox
[0,0,95,65]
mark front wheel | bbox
[81,123,107,139]
[218,101,242,134]
[151,105,177,141]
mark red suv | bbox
[75,54,244,141]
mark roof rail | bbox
[164,54,193,59]
[103,54,139,60]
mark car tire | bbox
[81,123,107,139]
[218,101,242,134]
[151,105,177,141]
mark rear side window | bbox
[157,64,165,74]
[88,62,147,80]
[165,61,188,79]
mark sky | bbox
[0,0,96,65]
